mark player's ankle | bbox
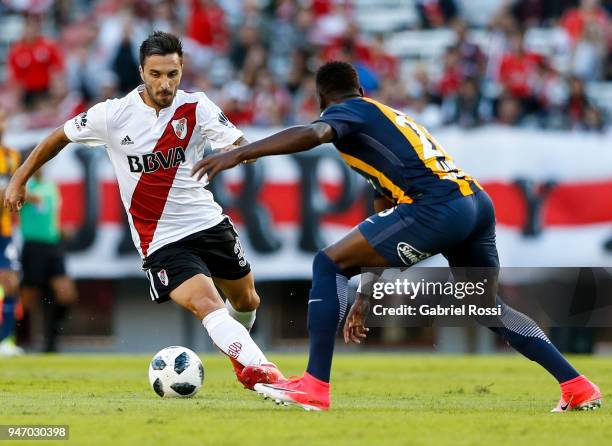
[303,371,331,389]
[560,374,586,388]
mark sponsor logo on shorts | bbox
[234,239,247,268]
[228,341,242,359]
[396,242,430,266]
[157,269,169,286]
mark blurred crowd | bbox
[0,0,610,133]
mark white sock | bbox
[225,299,257,331]
[202,308,267,366]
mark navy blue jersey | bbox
[314,97,482,204]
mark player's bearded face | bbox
[140,54,183,108]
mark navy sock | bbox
[0,296,17,342]
[305,251,349,383]
[488,297,579,383]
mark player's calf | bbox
[170,275,270,386]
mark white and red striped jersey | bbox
[64,85,243,258]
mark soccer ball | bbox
[148,346,204,398]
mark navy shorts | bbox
[358,190,499,268]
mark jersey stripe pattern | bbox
[63,86,243,259]
[129,102,198,257]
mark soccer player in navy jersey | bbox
[193,61,601,412]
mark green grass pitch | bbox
[1,354,610,445]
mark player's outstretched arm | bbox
[192,122,334,181]
[4,127,71,212]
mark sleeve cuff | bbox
[63,120,77,143]
[313,119,340,141]
[209,128,244,150]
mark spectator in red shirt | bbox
[560,0,610,46]
[321,22,371,65]
[7,14,64,109]
[368,34,399,81]
[311,0,333,17]
[437,46,462,98]
[220,82,254,126]
[498,30,544,99]
[186,0,228,51]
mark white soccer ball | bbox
[148,346,204,398]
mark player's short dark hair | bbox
[139,31,183,66]
[315,61,361,98]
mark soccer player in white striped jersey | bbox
[5,31,281,391]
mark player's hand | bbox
[3,178,26,212]
[219,144,256,164]
[343,293,371,344]
[191,150,242,182]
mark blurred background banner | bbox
[7,126,612,279]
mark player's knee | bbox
[231,288,260,312]
[313,250,345,277]
[52,278,78,304]
[245,289,260,311]
[183,293,218,320]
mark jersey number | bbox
[392,110,462,179]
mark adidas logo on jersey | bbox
[121,135,135,145]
